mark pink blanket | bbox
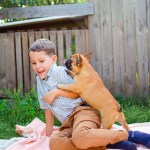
[6,118,50,150]
[5,118,150,150]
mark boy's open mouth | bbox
[37,70,45,75]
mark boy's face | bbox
[29,51,57,80]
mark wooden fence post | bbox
[88,0,114,92]
[87,0,102,77]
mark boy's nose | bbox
[35,63,41,69]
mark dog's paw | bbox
[66,69,72,76]
[65,69,70,74]
[66,69,76,78]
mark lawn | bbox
[0,88,150,139]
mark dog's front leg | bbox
[57,84,78,93]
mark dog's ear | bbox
[76,54,82,66]
[84,51,92,62]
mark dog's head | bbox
[65,52,92,74]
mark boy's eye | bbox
[40,60,44,63]
[31,62,36,65]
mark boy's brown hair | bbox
[29,38,56,55]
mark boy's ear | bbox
[84,51,92,62]
[52,55,57,63]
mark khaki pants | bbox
[50,106,128,150]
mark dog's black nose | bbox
[65,59,72,70]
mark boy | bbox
[29,39,150,150]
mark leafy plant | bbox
[0,86,44,127]
[116,95,150,124]
[0,87,150,139]
[0,0,87,8]
[0,86,62,139]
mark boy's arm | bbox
[45,109,54,136]
[44,88,79,105]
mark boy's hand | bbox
[43,88,80,104]
[43,89,58,104]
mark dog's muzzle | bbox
[65,59,72,70]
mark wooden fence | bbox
[0,29,89,93]
[0,0,150,97]
[88,0,150,96]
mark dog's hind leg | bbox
[117,112,130,131]
[101,113,116,129]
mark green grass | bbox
[0,87,150,139]
[116,96,150,124]
[0,87,61,139]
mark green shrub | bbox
[0,87,62,139]
[0,87,44,126]
[116,96,150,124]
[0,87,150,139]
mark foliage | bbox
[0,87,44,139]
[0,0,87,23]
[116,96,150,124]
[0,87,150,139]
[0,87,45,127]
[0,0,87,8]
[0,87,61,139]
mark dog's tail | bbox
[117,103,122,112]
[116,103,130,131]
[117,112,130,131]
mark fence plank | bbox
[80,29,86,54]
[123,0,137,96]
[28,31,36,88]
[85,29,90,53]
[135,0,149,96]
[147,0,150,93]
[35,31,42,40]
[74,30,84,54]
[0,8,8,19]
[15,32,23,89]
[3,34,9,90]
[22,32,30,92]
[64,30,72,58]
[111,0,125,95]
[0,3,94,19]
[100,0,113,91]
[74,30,81,53]
[74,29,87,54]
[57,31,64,65]
[0,34,6,92]
[50,30,57,55]
[88,0,103,78]
[5,33,17,90]
[41,31,49,39]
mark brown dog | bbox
[58,52,130,131]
